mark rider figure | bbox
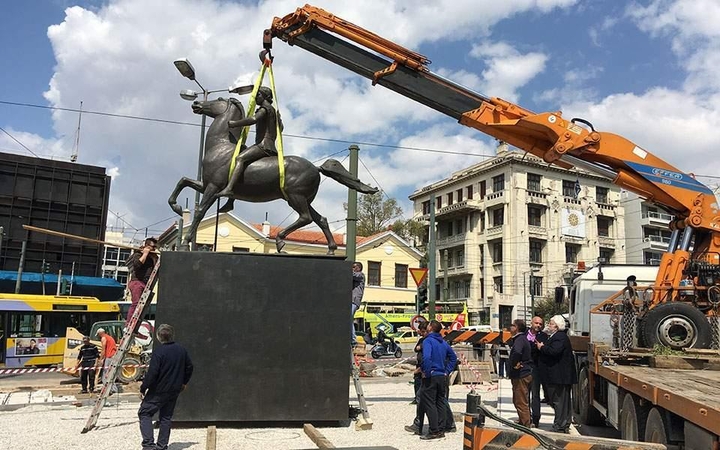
[218,86,283,198]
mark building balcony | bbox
[438,265,472,277]
[528,225,547,237]
[596,203,617,216]
[486,225,503,237]
[526,191,548,206]
[641,211,673,227]
[436,199,482,219]
[598,236,615,248]
[484,191,504,208]
[643,235,670,250]
[563,197,582,206]
[436,233,467,249]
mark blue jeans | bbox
[351,303,359,345]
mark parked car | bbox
[460,325,494,333]
[393,327,420,344]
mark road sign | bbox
[410,314,427,331]
[409,267,428,287]
[450,321,463,331]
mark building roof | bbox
[250,223,344,246]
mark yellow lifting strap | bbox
[228,57,287,198]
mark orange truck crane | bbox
[267,6,720,449]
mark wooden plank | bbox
[303,423,335,449]
[650,355,706,370]
[206,425,216,450]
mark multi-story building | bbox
[0,152,111,277]
[409,146,626,329]
[621,191,674,266]
[101,230,132,285]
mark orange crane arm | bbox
[270,5,720,301]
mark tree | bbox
[390,218,425,244]
[533,297,569,321]
[345,192,403,236]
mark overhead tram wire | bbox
[4,99,720,180]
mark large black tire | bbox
[640,302,712,350]
[644,407,668,444]
[576,367,604,426]
[620,393,649,442]
[117,356,143,384]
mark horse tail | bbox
[318,159,378,194]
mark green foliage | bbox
[533,297,569,320]
[345,192,403,236]
[651,344,684,356]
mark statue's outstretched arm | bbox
[229,109,266,128]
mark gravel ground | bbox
[0,375,497,450]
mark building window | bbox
[102,270,115,278]
[494,276,503,294]
[597,217,611,237]
[530,276,543,297]
[446,221,453,237]
[119,248,131,262]
[479,245,485,267]
[479,278,485,299]
[455,219,464,234]
[492,240,503,263]
[196,243,214,251]
[644,252,662,266]
[492,174,505,192]
[368,261,381,286]
[455,248,465,267]
[480,181,487,198]
[394,264,408,288]
[599,247,614,263]
[596,186,609,204]
[422,201,430,215]
[527,173,542,192]
[457,188,463,202]
[117,273,128,284]
[565,244,581,263]
[436,196,442,209]
[447,192,453,205]
[232,246,250,252]
[562,180,576,197]
[454,280,470,299]
[492,207,504,226]
[466,185,473,200]
[479,214,485,232]
[106,247,119,262]
[529,239,543,263]
[528,206,542,227]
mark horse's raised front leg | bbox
[168,177,203,216]
[309,205,337,255]
[276,194,314,254]
[182,183,221,247]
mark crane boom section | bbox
[270,5,719,231]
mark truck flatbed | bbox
[595,363,720,436]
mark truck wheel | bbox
[644,407,668,444]
[640,302,712,350]
[620,393,648,442]
[117,356,143,384]
[576,367,604,426]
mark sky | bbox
[1,0,720,242]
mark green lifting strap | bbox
[228,57,287,198]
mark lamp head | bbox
[179,89,199,101]
[174,58,196,80]
[228,84,254,95]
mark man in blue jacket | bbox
[419,320,457,440]
[138,324,194,450]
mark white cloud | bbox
[465,41,548,102]
[22,0,579,236]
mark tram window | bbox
[10,314,47,337]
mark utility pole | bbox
[443,249,449,302]
[346,145,359,262]
[41,259,47,296]
[530,271,535,317]
[428,196,436,320]
[523,273,527,322]
[0,226,4,269]
[15,240,27,294]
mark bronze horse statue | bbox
[168,96,378,254]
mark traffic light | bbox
[42,261,51,274]
[60,278,71,295]
[417,285,428,311]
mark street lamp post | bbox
[529,268,540,317]
[173,59,253,247]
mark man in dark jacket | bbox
[509,319,533,427]
[138,324,194,450]
[536,315,577,433]
[528,315,547,427]
[405,320,429,434]
[75,336,99,394]
[351,262,365,346]
[419,320,457,440]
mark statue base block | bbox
[156,251,351,423]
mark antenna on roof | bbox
[70,101,83,163]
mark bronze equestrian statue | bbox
[168,95,378,254]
